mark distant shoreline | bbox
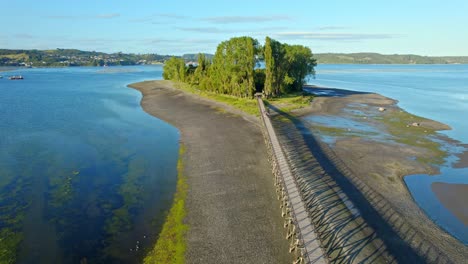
[2,48,468,67]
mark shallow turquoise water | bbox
[0,66,179,263]
[308,64,468,244]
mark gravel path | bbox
[129,80,292,264]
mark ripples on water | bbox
[0,66,179,263]
[308,64,468,244]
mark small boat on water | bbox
[9,75,24,80]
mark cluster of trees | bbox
[163,36,316,98]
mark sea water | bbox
[308,64,468,244]
[0,66,179,263]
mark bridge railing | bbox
[256,94,328,264]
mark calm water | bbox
[0,66,179,263]
[308,64,468,244]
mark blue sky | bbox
[1,0,467,56]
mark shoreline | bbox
[128,80,293,263]
[294,86,467,259]
[127,79,466,262]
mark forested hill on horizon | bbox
[314,53,468,64]
[2,48,468,66]
[0,48,215,67]
[0,49,175,67]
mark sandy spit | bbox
[128,80,292,264]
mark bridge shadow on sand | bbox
[266,89,452,264]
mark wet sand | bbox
[290,86,467,262]
[454,146,468,168]
[128,80,292,263]
[432,182,468,226]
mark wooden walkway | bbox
[257,97,327,264]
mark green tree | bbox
[264,37,316,96]
[283,44,316,92]
[162,57,187,82]
[263,37,286,97]
[192,53,211,85]
[209,37,259,97]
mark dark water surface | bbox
[308,64,468,244]
[0,66,179,263]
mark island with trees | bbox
[162,36,316,99]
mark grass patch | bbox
[264,91,314,113]
[0,53,28,60]
[173,82,259,116]
[143,145,188,264]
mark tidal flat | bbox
[294,86,467,260]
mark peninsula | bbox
[129,36,467,263]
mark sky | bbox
[1,0,467,56]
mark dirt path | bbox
[129,80,292,264]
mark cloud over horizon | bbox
[202,15,292,24]
[275,32,399,41]
[46,13,121,20]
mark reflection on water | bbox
[0,66,179,263]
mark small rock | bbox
[378,107,386,112]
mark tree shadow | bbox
[303,85,372,98]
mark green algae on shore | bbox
[306,98,449,168]
[144,145,187,264]
[379,110,448,166]
[0,145,44,264]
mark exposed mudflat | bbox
[129,80,292,264]
[281,86,467,262]
[432,182,468,226]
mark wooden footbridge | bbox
[256,95,327,264]
[255,94,455,264]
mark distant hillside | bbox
[314,53,468,64]
[0,49,174,67]
[182,53,214,62]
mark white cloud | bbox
[315,26,349,31]
[275,32,398,41]
[46,13,121,20]
[202,15,291,24]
